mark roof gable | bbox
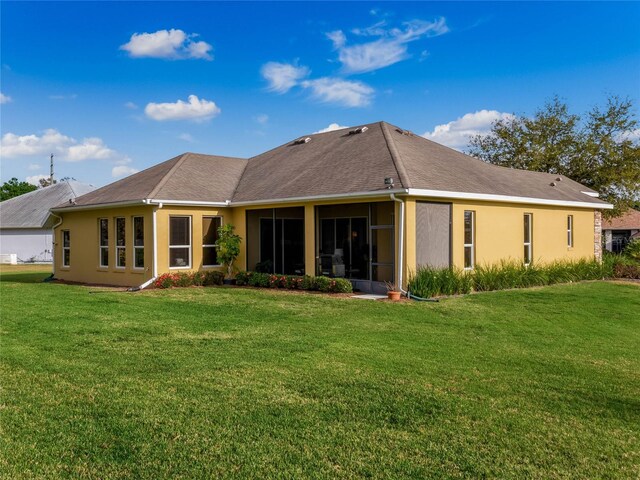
[0,180,96,228]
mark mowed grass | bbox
[1,266,639,479]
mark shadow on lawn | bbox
[0,271,51,284]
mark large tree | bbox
[468,96,640,217]
[0,178,37,201]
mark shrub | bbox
[331,278,353,293]
[623,240,640,262]
[154,273,176,289]
[408,266,472,298]
[235,271,250,286]
[314,276,333,292]
[191,271,206,286]
[215,224,241,279]
[203,270,225,286]
[248,272,270,288]
[300,275,316,291]
[174,272,193,288]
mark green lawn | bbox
[1,267,639,479]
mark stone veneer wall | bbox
[594,210,602,261]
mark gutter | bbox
[51,199,146,212]
[231,189,409,207]
[406,188,613,209]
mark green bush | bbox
[174,272,192,288]
[235,271,250,286]
[191,271,205,286]
[623,240,640,262]
[314,276,332,292]
[203,270,225,286]
[408,257,620,299]
[300,275,316,290]
[248,272,270,288]
[331,278,353,293]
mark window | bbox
[133,216,144,269]
[524,213,533,265]
[463,210,475,269]
[99,218,109,267]
[202,216,222,267]
[62,230,70,267]
[115,217,126,268]
[567,215,573,248]
[169,216,191,268]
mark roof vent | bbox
[293,137,311,145]
[556,177,562,181]
[396,128,414,136]
[384,177,394,189]
[550,182,557,187]
[349,126,368,135]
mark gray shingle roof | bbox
[63,153,247,208]
[0,180,96,228]
[56,121,609,209]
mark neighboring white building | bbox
[0,181,95,263]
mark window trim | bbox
[567,215,574,248]
[62,230,70,268]
[202,215,223,268]
[98,218,109,268]
[132,216,145,270]
[524,213,533,266]
[463,210,475,270]
[115,216,126,269]
[169,215,192,269]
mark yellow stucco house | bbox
[50,122,612,293]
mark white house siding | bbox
[0,228,53,262]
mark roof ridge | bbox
[379,122,411,189]
[147,153,190,199]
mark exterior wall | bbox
[594,211,602,261]
[53,206,154,286]
[405,196,598,277]
[155,206,233,275]
[0,228,53,262]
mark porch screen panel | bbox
[416,202,451,268]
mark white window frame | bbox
[524,213,533,265]
[99,218,109,268]
[115,217,126,269]
[567,215,573,248]
[202,216,222,268]
[62,230,70,267]
[463,210,475,270]
[133,216,145,270]
[169,215,192,269]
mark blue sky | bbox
[1,1,639,187]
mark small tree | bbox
[0,178,37,201]
[215,224,241,279]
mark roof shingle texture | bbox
[602,209,640,230]
[66,153,247,208]
[60,121,608,208]
[0,180,96,228]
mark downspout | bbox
[390,194,406,295]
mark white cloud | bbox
[144,95,220,122]
[112,165,139,178]
[422,110,514,150]
[124,101,138,110]
[314,123,349,134]
[0,129,131,165]
[0,92,11,104]
[329,18,448,74]
[28,163,41,171]
[301,77,374,107]
[254,113,269,125]
[178,133,194,142]
[26,174,48,186]
[66,137,118,162]
[618,128,640,143]
[120,29,213,60]
[261,62,310,93]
